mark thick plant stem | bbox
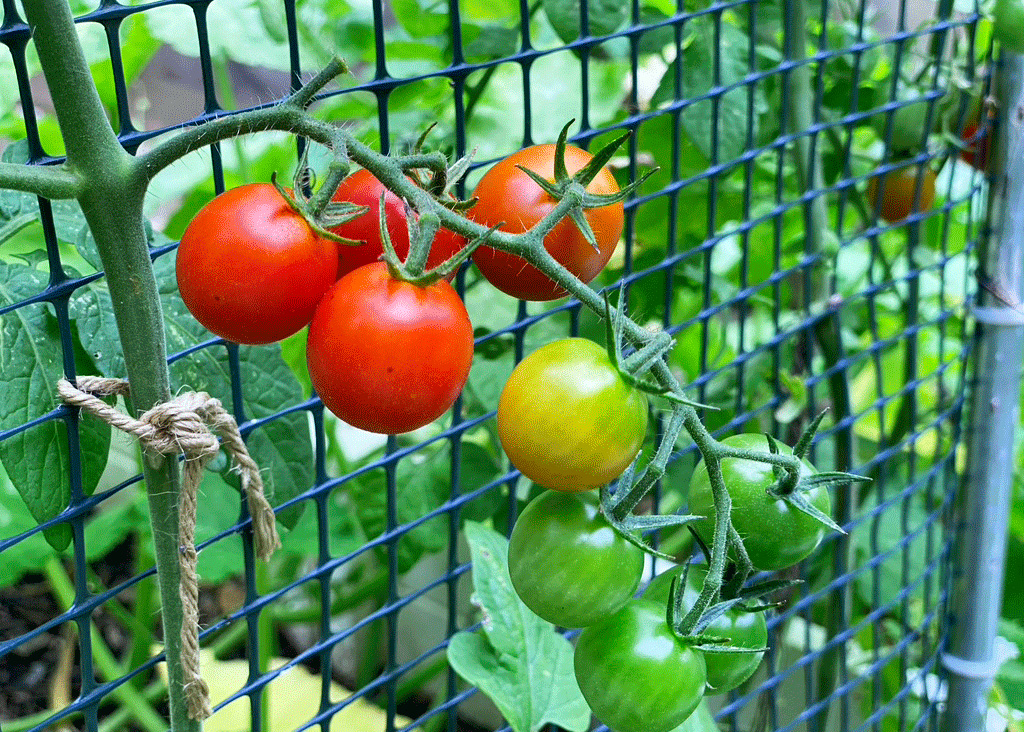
[782,2,855,729]
[23,1,199,730]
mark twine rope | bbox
[57,376,282,720]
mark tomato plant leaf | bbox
[0,262,111,551]
[543,0,628,44]
[652,19,766,163]
[448,521,590,732]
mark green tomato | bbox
[497,338,648,492]
[644,564,767,694]
[507,491,644,628]
[688,433,831,572]
[574,599,707,732]
[870,94,933,153]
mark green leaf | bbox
[346,440,500,573]
[668,698,719,732]
[997,619,1024,711]
[0,466,58,587]
[0,262,111,551]
[447,522,590,732]
[543,0,628,44]
[652,19,766,163]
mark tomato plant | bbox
[306,261,474,434]
[176,183,339,345]
[507,490,644,628]
[866,164,937,224]
[644,564,767,694]
[574,599,707,732]
[469,144,624,301]
[497,338,648,491]
[327,169,465,279]
[688,433,830,571]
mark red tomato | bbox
[866,164,936,224]
[306,262,474,434]
[960,122,990,170]
[469,144,624,301]
[176,183,338,345]
[327,169,465,279]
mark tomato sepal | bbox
[599,484,680,562]
[269,171,367,246]
[779,488,847,534]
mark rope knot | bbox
[57,377,282,721]
[139,393,222,461]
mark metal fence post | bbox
[941,52,1024,732]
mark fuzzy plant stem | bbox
[20,1,198,729]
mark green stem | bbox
[256,562,274,727]
[44,558,168,732]
[0,162,82,199]
[24,2,197,729]
[677,409,732,634]
[127,574,157,689]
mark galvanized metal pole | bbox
[941,52,1024,732]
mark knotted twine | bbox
[57,375,282,720]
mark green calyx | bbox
[759,411,868,535]
[269,170,367,246]
[515,120,656,251]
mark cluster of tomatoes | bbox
[175,142,623,434]
[175,138,840,732]
[504,407,832,731]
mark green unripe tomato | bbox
[870,95,933,153]
[574,599,707,732]
[508,491,644,628]
[687,433,831,571]
[644,564,768,694]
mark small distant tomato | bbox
[960,122,991,170]
[866,164,936,224]
[306,262,473,434]
[644,564,767,694]
[327,169,465,279]
[176,183,338,345]
[470,144,623,301]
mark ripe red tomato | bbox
[176,183,339,345]
[306,262,474,434]
[866,164,937,224]
[469,144,624,301]
[960,122,990,170]
[327,169,465,279]
[496,338,648,491]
